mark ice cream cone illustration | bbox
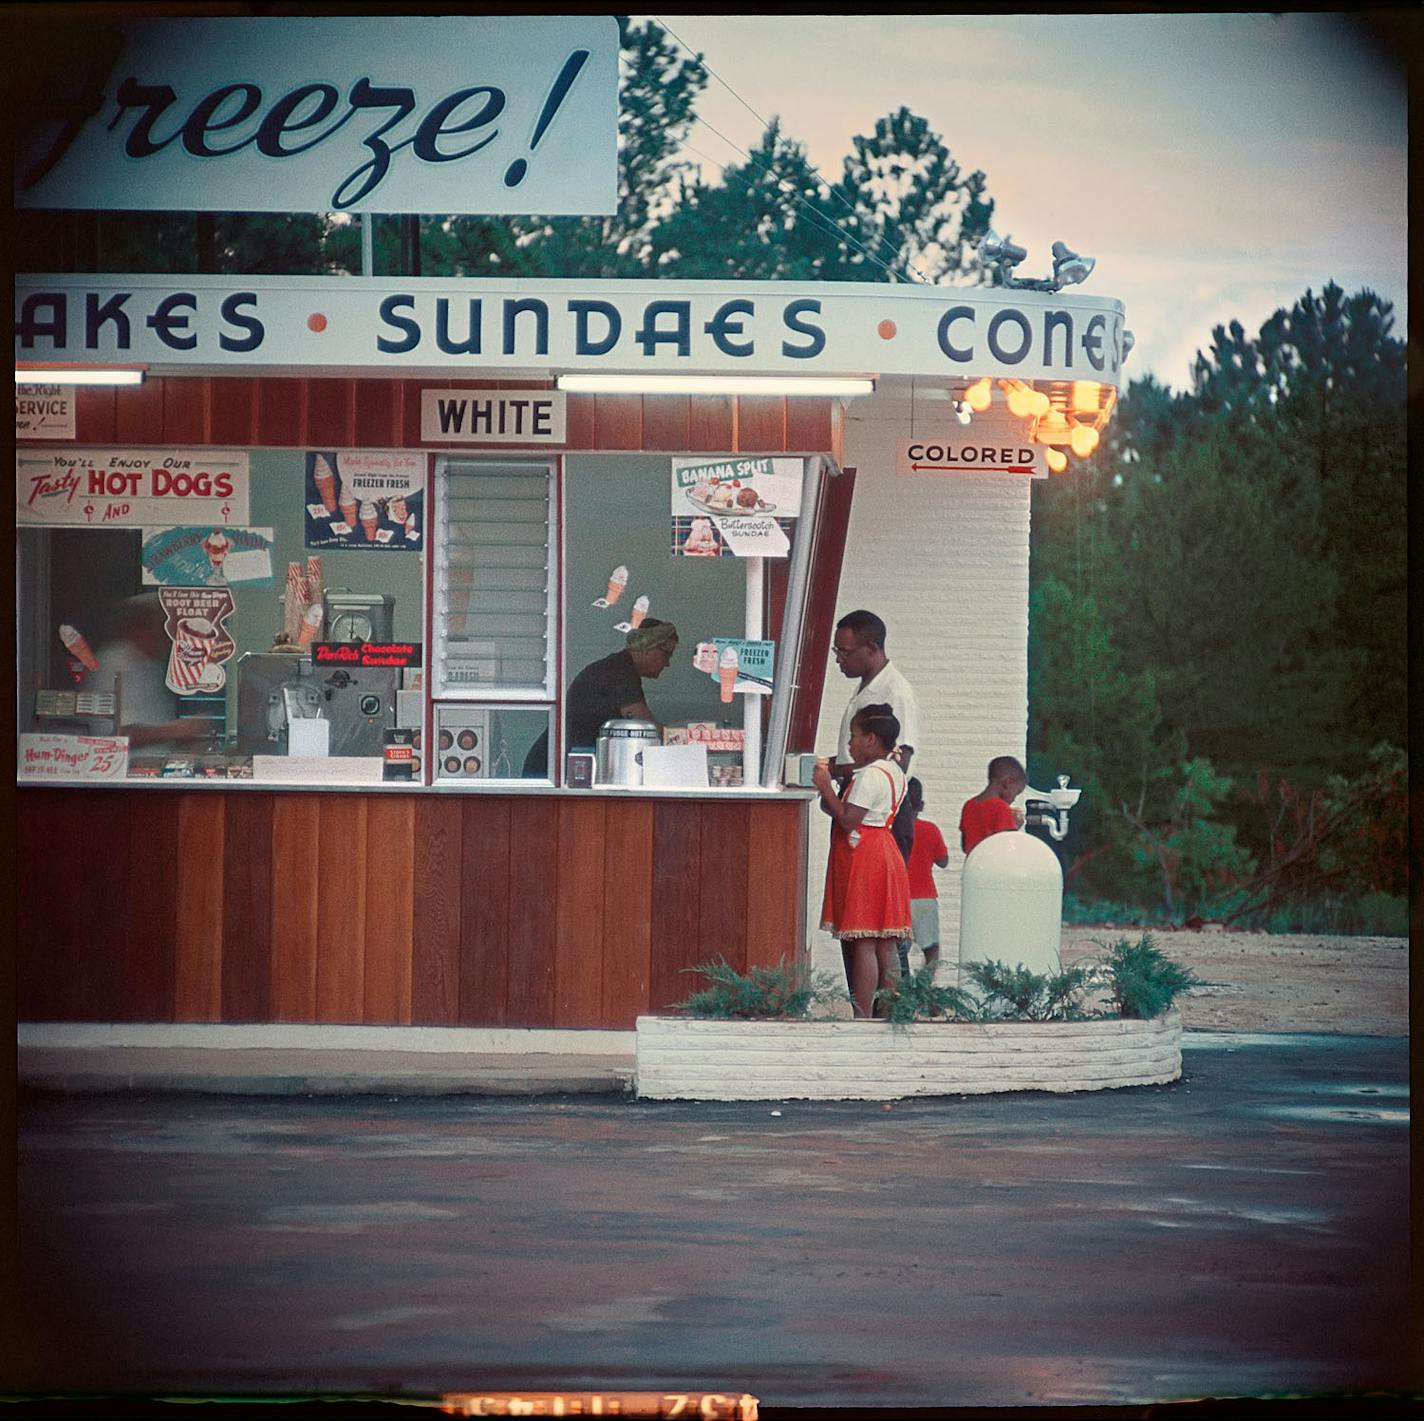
[312,454,338,514]
[718,645,740,704]
[359,500,379,540]
[593,565,629,608]
[296,603,324,648]
[58,623,99,672]
[405,513,419,540]
[338,488,358,529]
[629,594,649,629]
[202,529,231,582]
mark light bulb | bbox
[1070,423,1100,457]
[966,378,992,412]
[1045,447,1068,473]
[1029,388,1050,417]
[1007,386,1031,418]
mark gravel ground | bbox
[1059,925,1409,1036]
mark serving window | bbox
[17,441,825,791]
[16,446,427,786]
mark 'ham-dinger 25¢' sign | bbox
[14,15,618,216]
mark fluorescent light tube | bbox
[556,373,874,396]
[15,367,146,386]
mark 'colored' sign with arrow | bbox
[895,436,1047,478]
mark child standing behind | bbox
[960,755,1028,856]
[898,778,950,980]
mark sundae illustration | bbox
[688,480,770,515]
[683,517,721,556]
[202,529,231,583]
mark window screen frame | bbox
[432,454,560,703]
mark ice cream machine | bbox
[235,652,396,757]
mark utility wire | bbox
[677,134,912,284]
[656,17,931,285]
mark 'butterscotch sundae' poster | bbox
[671,456,801,558]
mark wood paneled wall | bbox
[17,788,808,1028]
[68,376,843,459]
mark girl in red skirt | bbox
[813,703,912,1018]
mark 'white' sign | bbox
[15,15,618,216]
[420,389,566,443]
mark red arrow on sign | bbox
[910,463,1034,474]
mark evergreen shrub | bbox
[677,958,842,1020]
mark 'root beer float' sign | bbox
[158,587,236,694]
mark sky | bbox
[645,11,1409,390]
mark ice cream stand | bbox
[12,16,1129,1036]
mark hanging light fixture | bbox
[1045,447,1069,473]
[1069,423,1100,458]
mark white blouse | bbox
[846,758,906,828]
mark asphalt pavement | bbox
[11,1032,1415,1412]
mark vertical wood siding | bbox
[64,376,842,460]
[15,789,807,1027]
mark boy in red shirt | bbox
[897,778,950,980]
[960,756,1028,856]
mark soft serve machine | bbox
[235,590,399,757]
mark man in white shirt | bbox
[830,609,920,781]
[827,609,922,996]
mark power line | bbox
[655,17,931,285]
[677,131,913,285]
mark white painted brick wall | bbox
[807,398,1032,984]
[635,1012,1183,1100]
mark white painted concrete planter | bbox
[634,1010,1182,1101]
